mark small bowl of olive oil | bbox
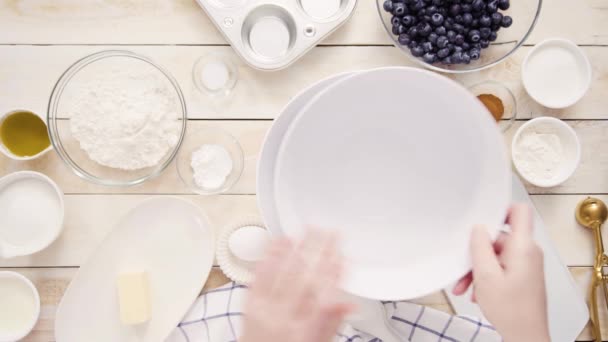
[0,110,52,161]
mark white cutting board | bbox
[55,197,215,342]
[445,173,589,342]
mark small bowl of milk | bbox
[0,272,40,341]
[522,38,592,109]
[0,171,64,258]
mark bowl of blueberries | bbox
[378,0,542,73]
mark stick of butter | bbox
[116,271,151,325]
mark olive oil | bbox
[0,111,51,157]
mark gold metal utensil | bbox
[576,197,608,342]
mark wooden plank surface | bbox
[0,0,607,45]
[0,194,598,268]
[6,266,600,341]
[1,45,608,120]
[2,120,608,195]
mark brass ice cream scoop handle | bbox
[576,197,608,342]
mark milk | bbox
[0,178,62,248]
[0,277,37,334]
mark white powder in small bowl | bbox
[513,132,563,181]
[191,144,233,190]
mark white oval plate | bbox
[274,67,511,300]
[55,197,214,342]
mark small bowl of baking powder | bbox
[512,117,581,188]
[176,127,244,195]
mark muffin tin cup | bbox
[195,0,357,71]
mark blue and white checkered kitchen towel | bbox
[166,282,501,342]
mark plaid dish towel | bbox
[166,282,502,342]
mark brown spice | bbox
[477,94,504,122]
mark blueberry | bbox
[479,27,491,39]
[436,35,449,48]
[462,52,471,64]
[491,12,503,25]
[462,12,473,25]
[453,46,463,53]
[447,30,457,42]
[412,0,425,11]
[428,32,439,44]
[392,25,400,35]
[398,33,411,45]
[451,51,463,64]
[455,15,464,24]
[418,9,427,16]
[449,4,461,16]
[462,42,470,50]
[444,21,453,30]
[501,16,513,27]
[486,0,498,13]
[422,41,434,52]
[455,34,465,45]
[432,0,444,5]
[447,43,456,52]
[461,4,472,13]
[383,0,394,12]
[402,15,416,26]
[435,26,447,35]
[393,3,406,16]
[471,42,481,50]
[442,56,453,64]
[489,31,498,41]
[453,23,465,34]
[407,26,418,38]
[467,29,480,42]
[419,22,433,36]
[471,18,479,27]
[471,0,484,11]
[480,14,492,27]
[408,40,418,49]
[430,13,444,26]
[423,52,437,63]
[427,5,438,14]
[469,48,481,60]
[392,16,401,27]
[437,47,450,58]
[498,0,510,10]
[480,39,490,48]
[411,46,425,57]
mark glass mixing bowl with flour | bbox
[48,50,187,186]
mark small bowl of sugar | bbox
[512,117,581,188]
[176,127,244,195]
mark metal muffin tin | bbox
[195,0,358,71]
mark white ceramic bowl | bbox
[0,271,40,342]
[0,171,65,258]
[512,117,581,187]
[273,67,511,300]
[522,38,592,109]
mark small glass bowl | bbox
[176,127,244,195]
[193,52,239,97]
[468,81,517,132]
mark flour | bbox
[65,57,181,170]
[514,131,564,181]
[191,144,233,190]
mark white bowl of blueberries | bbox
[377,0,542,73]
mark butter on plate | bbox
[116,272,151,325]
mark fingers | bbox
[470,225,502,281]
[314,303,354,341]
[506,204,534,241]
[249,237,293,297]
[452,272,473,295]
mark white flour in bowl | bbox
[191,144,233,190]
[65,57,181,170]
[513,131,564,181]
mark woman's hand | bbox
[240,231,352,342]
[453,204,550,342]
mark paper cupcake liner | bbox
[216,217,267,285]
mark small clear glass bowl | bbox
[193,52,239,97]
[47,50,187,187]
[176,127,244,195]
[468,80,517,132]
[376,0,542,73]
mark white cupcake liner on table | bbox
[216,217,268,284]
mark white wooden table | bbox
[0,0,606,341]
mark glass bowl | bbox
[176,127,244,195]
[468,80,517,132]
[376,0,542,73]
[47,50,187,187]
